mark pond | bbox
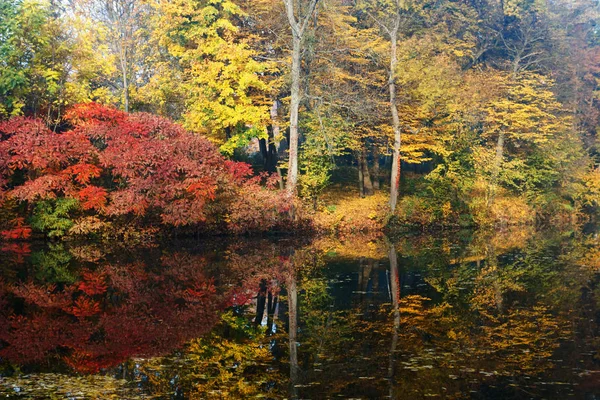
[0,226,599,399]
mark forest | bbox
[2,1,600,398]
[1,0,600,237]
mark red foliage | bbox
[64,163,102,185]
[76,186,107,211]
[0,103,299,234]
[78,270,108,296]
[225,160,254,184]
[1,218,32,240]
[64,102,127,125]
[69,297,101,318]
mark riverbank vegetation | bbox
[1,0,599,240]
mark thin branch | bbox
[299,0,319,37]
[282,0,301,37]
[364,10,392,37]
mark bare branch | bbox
[299,0,319,37]
[364,10,392,37]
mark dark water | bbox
[0,227,599,399]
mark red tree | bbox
[0,103,300,235]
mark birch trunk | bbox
[389,27,402,212]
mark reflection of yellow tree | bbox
[133,311,284,399]
[286,229,592,398]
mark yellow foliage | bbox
[141,0,275,146]
[484,72,569,145]
[314,189,389,235]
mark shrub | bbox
[0,103,295,238]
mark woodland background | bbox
[1,0,600,239]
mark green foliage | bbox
[299,112,351,202]
[29,198,79,238]
[0,0,114,121]
[0,0,46,117]
[219,126,266,156]
[30,243,75,284]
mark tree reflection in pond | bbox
[0,228,599,398]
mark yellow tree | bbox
[143,0,275,151]
[300,0,387,198]
[71,0,149,112]
[483,72,570,202]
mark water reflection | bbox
[0,227,599,399]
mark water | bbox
[0,227,599,399]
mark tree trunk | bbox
[121,46,129,113]
[287,36,301,196]
[488,129,505,206]
[362,148,374,196]
[259,135,278,173]
[283,0,319,197]
[271,100,285,190]
[372,145,380,190]
[389,28,402,212]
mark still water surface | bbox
[0,227,599,399]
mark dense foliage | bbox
[0,0,599,235]
[0,103,300,238]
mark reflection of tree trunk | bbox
[267,291,278,336]
[254,280,268,326]
[358,258,374,311]
[288,274,299,399]
[388,241,400,398]
[485,243,503,312]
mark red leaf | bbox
[77,186,107,210]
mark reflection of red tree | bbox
[1,243,31,264]
[0,254,227,373]
[0,240,304,374]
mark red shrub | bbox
[0,103,297,234]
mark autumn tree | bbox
[135,0,278,158]
[71,0,149,112]
[0,0,112,123]
[356,0,408,211]
[281,0,319,196]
